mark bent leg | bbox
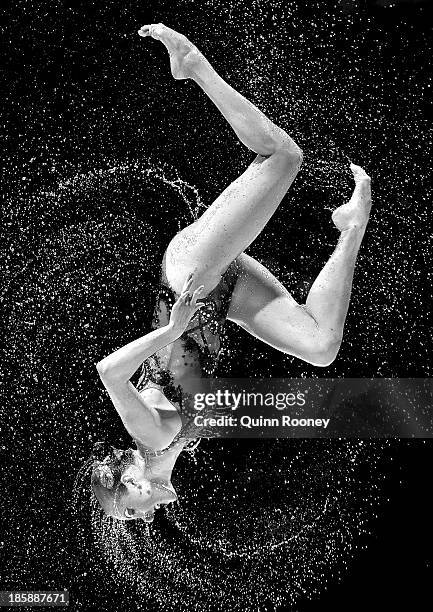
[145,26,302,294]
[140,24,301,156]
[303,165,372,355]
[189,48,300,157]
[227,252,327,364]
[227,166,372,366]
[165,149,301,294]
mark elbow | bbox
[289,145,303,168]
[96,360,107,376]
[96,359,121,382]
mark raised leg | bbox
[227,165,372,366]
[305,164,372,343]
[138,24,302,295]
[139,24,300,156]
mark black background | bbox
[1,0,432,610]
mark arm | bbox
[96,324,179,384]
[96,276,205,446]
[96,275,204,383]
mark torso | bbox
[136,250,240,446]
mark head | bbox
[90,443,178,523]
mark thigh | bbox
[227,253,323,362]
[164,150,300,295]
[162,221,225,297]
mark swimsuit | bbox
[135,251,240,453]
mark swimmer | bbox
[91,24,372,522]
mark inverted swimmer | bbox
[91,24,372,522]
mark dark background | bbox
[1,0,432,610]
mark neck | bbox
[134,441,187,482]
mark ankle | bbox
[340,225,366,241]
[189,52,214,82]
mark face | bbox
[114,478,178,523]
[92,445,178,522]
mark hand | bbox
[169,274,205,334]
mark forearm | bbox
[96,323,179,383]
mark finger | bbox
[180,289,189,298]
[181,273,194,293]
[192,285,204,298]
[191,285,204,306]
[193,303,206,313]
[179,292,192,306]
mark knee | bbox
[274,145,303,172]
[309,332,342,368]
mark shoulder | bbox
[100,378,181,449]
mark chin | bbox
[152,483,177,504]
[155,492,177,507]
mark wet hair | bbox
[90,443,137,517]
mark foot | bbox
[138,23,202,80]
[332,163,372,231]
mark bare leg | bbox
[228,164,372,366]
[138,24,302,294]
[305,164,372,341]
[139,24,300,156]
